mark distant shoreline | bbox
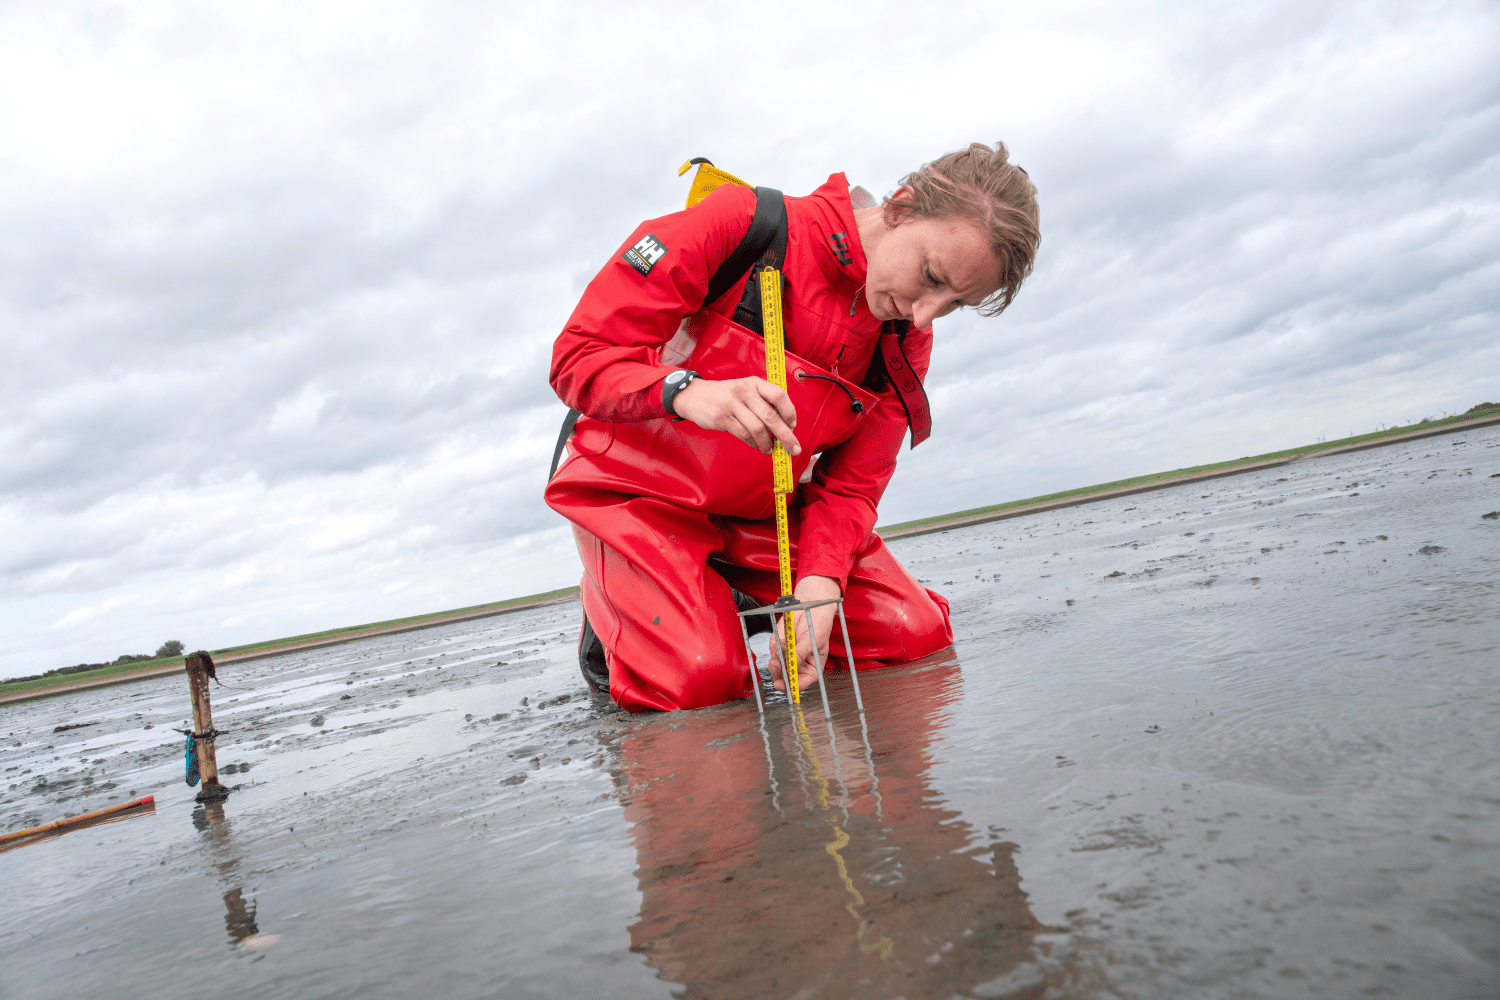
[0,589,580,706]
[876,411,1500,540]
[5,409,1495,707]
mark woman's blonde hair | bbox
[886,141,1040,317]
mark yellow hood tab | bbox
[679,157,752,209]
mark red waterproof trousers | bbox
[549,310,953,712]
[561,490,952,712]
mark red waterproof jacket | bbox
[548,174,933,590]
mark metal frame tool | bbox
[737,596,866,716]
[739,267,866,714]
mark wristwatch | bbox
[662,369,701,419]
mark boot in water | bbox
[734,588,775,637]
[578,614,609,695]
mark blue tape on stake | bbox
[185,733,200,787]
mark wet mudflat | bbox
[2,425,1498,999]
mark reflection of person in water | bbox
[612,655,1048,999]
[222,886,260,946]
[193,800,278,949]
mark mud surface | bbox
[2,426,1497,999]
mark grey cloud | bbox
[2,0,1497,674]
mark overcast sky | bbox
[2,0,1496,677]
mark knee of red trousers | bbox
[612,638,754,713]
[575,535,753,714]
[839,579,952,666]
[844,533,953,663]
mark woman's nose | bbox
[912,297,941,329]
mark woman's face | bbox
[863,208,1001,330]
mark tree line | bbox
[3,640,185,685]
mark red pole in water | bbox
[0,795,155,847]
[185,651,230,802]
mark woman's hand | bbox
[670,377,801,456]
[768,575,841,695]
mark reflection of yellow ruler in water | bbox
[758,267,801,702]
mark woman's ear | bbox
[882,185,914,228]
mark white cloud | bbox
[2,0,1497,676]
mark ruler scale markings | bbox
[759,268,800,701]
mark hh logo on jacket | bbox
[828,232,853,266]
[623,234,669,276]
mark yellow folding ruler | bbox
[758,267,802,702]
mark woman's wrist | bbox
[794,575,841,600]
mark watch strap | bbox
[662,369,700,418]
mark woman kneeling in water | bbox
[546,142,1040,712]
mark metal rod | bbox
[755,678,782,815]
[806,610,834,721]
[803,610,848,793]
[770,613,787,695]
[836,602,866,715]
[857,704,884,821]
[739,615,764,715]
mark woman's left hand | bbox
[768,575,841,694]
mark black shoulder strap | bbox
[704,186,786,310]
[729,188,790,336]
[550,186,789,482]
[548,408,582,481]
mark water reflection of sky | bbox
[2,426,1497,999]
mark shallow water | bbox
[3,426,1498,999]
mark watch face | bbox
[666,370,686,386]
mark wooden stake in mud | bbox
[185,651,230,802]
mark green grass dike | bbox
[876,403,1500,537]
[6,403,1496,705]
[0,653,190,697]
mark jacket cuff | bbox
[795,553,852,594]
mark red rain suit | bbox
[546,174,952,711]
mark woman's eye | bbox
[924,266,941,287]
